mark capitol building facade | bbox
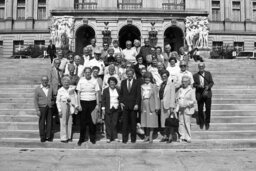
[0,0,256,57]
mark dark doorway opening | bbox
[164,26,184,52]
[118,24,141,49]
[75,25,95,55]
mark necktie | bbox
[75,65,78,76]
[128,80,131,92]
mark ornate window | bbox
[17,0,25,20]
[117,0,142,10]
[212,41,223,51]
[162,0,185,10]
[212,1,221,21]
[232,1,241,21]
[234,42,244,52]
[0,0,5,19]
[13,41,24,54]
[74,0,97,10]
[38,0,46,20]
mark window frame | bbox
[0,0,5,20]
[233,42,244,52]
[17,0,26,20]
[13,40,24,55]
[37,0,47,20]
[212,0,221,21]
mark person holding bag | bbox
[56,76,78,143]
[140,72,160,143]
[176,75,196,143]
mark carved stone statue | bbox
[149,22,158,47]
[185,16,209,51]
[102,22,112,45]
[50,16,75,51]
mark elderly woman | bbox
[56,76,78,143]
[141,72,160,143]
[159,70,176,143]
[102,77,120,143]
[76,67,100,146]
[103,64,121,90]
[176,75,196,143]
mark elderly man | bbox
[47,40,56,63]
[89,48,105,79]
[34,76,54,142]
[81,47,91,66]
[163,44,172,66]
[86,38,98,55]
[52,50,68,72]
[102,64,121,90]
[137,38,151,65]
[177,60,194,88]
[132,39,141,55]
[71,55,85,78]
[122,40,137,64]
[49,58,63,96]
[119,68,141,143]
[193,62,214,130]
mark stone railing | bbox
[162,3,185,10]
[117,2,142,10]
[74,2,97,10]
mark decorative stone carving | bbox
[50,16,75,51]
[185,16,209,51]
[102,22,112,45]
[148,22,158,47]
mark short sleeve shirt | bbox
[76,77,100,101]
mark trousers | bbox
[179,110,191,141]
[105,108,119,140]
[197,97,212,125]
[39,106,52,140]
[122,109,137,143]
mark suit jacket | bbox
[34,85,54,112]
[102,87,120,114]
[176,87,196,115]
[162,79,176,110]
[119,79,141,110]
[141,83,160,113]
[47,44,56,56]
[48,66,63,95]
[193,71,214,100]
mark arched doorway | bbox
[164,26,184,52]
[75,25,95,55]
[118,25,141,49]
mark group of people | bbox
[34,38,214,146]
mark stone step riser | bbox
[1,131,255,139]
[0,123,255,131]
[1,116,256,123]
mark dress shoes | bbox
[143,137,149,142]
[46,138,52,142]
[61,140,68,143]
[106,139,111,143]
[77,140,84,146]
[40,138,46,143]
[205,123,210,130]
[199,124,204,129]
[160,137,167,142]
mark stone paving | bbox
[0,148,256,171]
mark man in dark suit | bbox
[47,40,56,63]
[193,62,214,130]
[137,38,151,65]
[119,68,141,143]
[34,76,54,142]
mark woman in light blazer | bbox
[56,76,78,143]
[141,72,160,143]
[159,70,176,143]
[176,75,196,143]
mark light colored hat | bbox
[94,48,102,54]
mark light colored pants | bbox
[178,110,191,141]
[60,102,73,141]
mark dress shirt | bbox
[127,79,133,91]
[113,47,122,55]
[83,55,91,67]
[40,84,49,97]
[76,77,100,101]
[109,88,119,109]
[147,66,162,87]
[89,58,105,75]
[166,65,181,76]
[74,64,85,78]
[142,83,151,99]
[199,72,205,87]
[122,48,137,64]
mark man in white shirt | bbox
[102,64,121,90]
[132,39,141,55]
[82,47,91,66]
[86,38,98,55]
[177,60,194,88]
[68,55,85,78]
[89,48,105,79]
[52,50,68,71]
[122,40,137,64]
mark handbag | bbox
[165,113,179,127]
[202,89,210,98]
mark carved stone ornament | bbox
[50,16,75,51]
[102,22,112,45]
[185,16,209,51]
[149,21,158,47]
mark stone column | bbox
[5,0,13,30]
[244,0,252,31]
[224,0,231,31]
[26,0,34,29]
